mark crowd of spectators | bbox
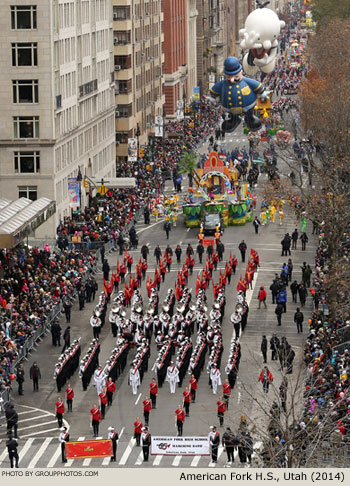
[0,246,95,390]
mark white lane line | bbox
[135,450,143,465]
[102,426,125,466]
[119,438,136,465]
[18,420,58,431]
[18,410,41,415]
[21,427,60,438]
[18,413,53,424]
[137,220,164,235]
[18,438,35,464]
[28,437,53,468]
[0,443,10,466]
[152,362,157,371]
[135,393,142,405]
[65,437,84,467]
[47,444,62,467]
[82,437,102,466]
[153,455,162,466]
[187,228,190,232]
[172,455,181,466]
[190,456,201,467]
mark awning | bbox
[0,197,56,248]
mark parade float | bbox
[182,151,253,228]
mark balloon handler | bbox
[208,56,269,133]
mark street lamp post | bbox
[76,166,83,214]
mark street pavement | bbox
[0,126,318,468]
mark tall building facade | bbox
[196,0,227,95]
[186,0,198,105]
[0,0,116,237]
[163,0,187,117]
[113,0,164,163]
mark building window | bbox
[18,185,37,201]
[14,151,40,173]
[117,104,132,118]
[12,43,38,66]
[113,6,130,20]
[13,116,39,138]
[11,5,37,29]
[114,55,131,70]
[12,80,39,103]
[117,80,132,94]
[113,31,131,45]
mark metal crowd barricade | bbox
[336,325,350,344]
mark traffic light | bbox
[83,178,88,188]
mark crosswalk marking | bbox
[119,438,135,465]
[18,420,57,431]
[21,427,60,439]
[19,438,35,463]
[153,455,162,465]
[172,456,181,466]
[28,438,53,468]
[19,413,53,424]
[47,444,61,467]
[190,456,201,467]
[65,437,84,467]
[135,451,143,465]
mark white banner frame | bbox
[151,436,210,456]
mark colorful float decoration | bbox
[183,151,253,228]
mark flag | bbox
[196,274,200,296]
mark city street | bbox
[0,128,318,468]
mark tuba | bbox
[176,303,185,313]
[112,303,119,313]
[134,304,143,314]
[189,302,196,311]
[235,303,244,314]
[162,304,169,313]
[213,300,220,310]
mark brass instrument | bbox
[176,303,185,313]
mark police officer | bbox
[6,433,19,468]
[59,426,70,463]
[16,364,25,396]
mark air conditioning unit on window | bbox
[115,110,120,116]
[115,65,121,70]
[145,12,150,17]
[113,37,119,45]
[113,13,118,20]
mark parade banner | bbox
[65,439,113,459]
[128,138,138,161]
[155,115,163,137]
[193,86,200,102]
[68,181,80,209]
[151,436,210,456]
